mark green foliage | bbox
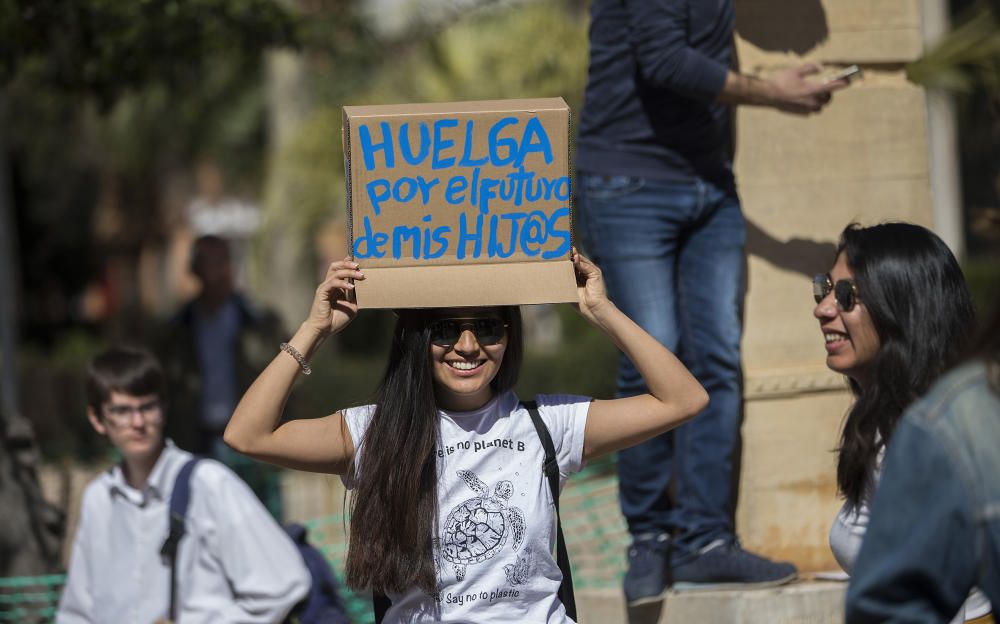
[98,51,272,183]
[268,106,349,243]
[296,0,590,106]
[2,0,308,320]
[360,2,589,107]
[907,2,1000,94]
[518,306,618,400]
[964,257,1000,317]
[18,330,107,461]
[0,0,298,109]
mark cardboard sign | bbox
[342,98,578,309]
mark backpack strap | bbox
[160,457,201,622]
[523,400,577,621]
[373,592,391,624]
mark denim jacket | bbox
[846,362,1000,622]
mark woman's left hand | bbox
[572,247,611,325]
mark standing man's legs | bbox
[577,173,704,602]
[672,180,745,555]
[578,173,797,600]
[668,178,796,586]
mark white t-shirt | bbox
[342,390,590,624]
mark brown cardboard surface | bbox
[343,98,576,309]
[343,99,570,117]
[357,261,578,309]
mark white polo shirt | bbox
[56,440,310,624]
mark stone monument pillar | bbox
[734,0,950,572]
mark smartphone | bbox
[825,64,863,84]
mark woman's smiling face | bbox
[814,252,881,387]
[428,308,508,412]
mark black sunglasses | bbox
[428,318,508,347]
[813,273,859,311]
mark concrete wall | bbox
[733,0,937,571]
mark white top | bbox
[342,391,591,624]
[830,451,992,622]
[56,440,310,624]
[829,447,885,577]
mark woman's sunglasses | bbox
[813,273,858,312]
[428,318,508,347]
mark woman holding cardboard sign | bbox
[224,249,708,623]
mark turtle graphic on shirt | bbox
[504,548,533,586]
[441,469,526,581]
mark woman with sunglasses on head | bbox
[814,222,990,623]
[224,248,708,623]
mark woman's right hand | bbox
[305,257,364,337]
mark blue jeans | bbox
[576,173,745,559]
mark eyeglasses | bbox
[813,273,859,312]
[428,318,508,348]
[103,400,163,426]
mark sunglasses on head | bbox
[428,318,508,347]
[813,273,859,311]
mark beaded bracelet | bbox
[279,342,312,376]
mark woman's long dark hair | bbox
[345,306,523,593]
[836,223,976,509]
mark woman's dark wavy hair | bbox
[836,223,976,509]
[345,306,523,594]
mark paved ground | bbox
[557,467,847,624]
[578,582,847,624]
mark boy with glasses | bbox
[56,347,309,623]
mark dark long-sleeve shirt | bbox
[576,0,734,183]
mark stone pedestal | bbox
[734,0,939,573]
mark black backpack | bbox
[283,522,350,624]
[161,458,350,624]
[373,400,576,622]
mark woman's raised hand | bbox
[572,247,611,325]
[305,258,364,337]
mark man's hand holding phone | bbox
[767,63,853,115]
[824,64,863,84]
[720,62,857,115]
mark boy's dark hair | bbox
[86,347,167,414]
